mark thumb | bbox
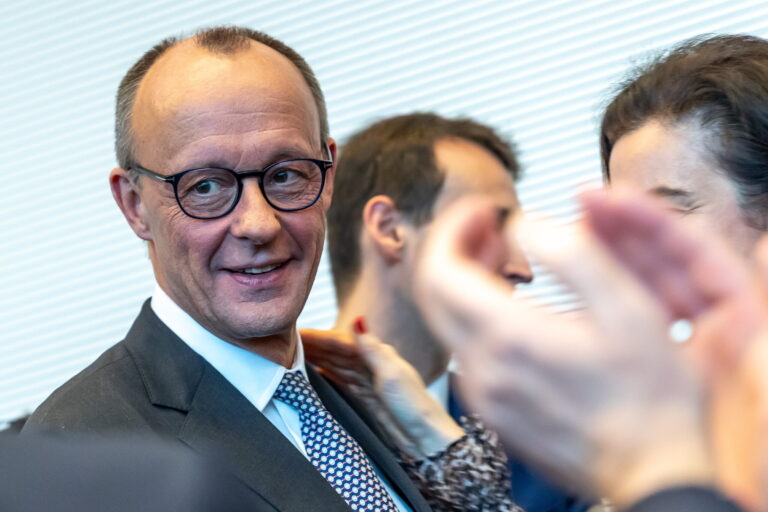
[355,329,403,384]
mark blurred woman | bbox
[601,35,768,257]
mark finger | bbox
[443,196,510,268]
[417,198,593,364]
[581,191,768,382]
[355,332,391,377]
[354,328,426,384]
[582,190,749,317]
[581,190,707,317]
[517,215,668,343]
[305,347,363,370]
[415,199,519,352]
[300,328,360,358]
[301,328,367,370]
[317,363,372,388]
[303,341,364,370]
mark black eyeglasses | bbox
[129,153,333,220]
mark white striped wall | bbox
[2,0,767,424]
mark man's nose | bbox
[502,240,534,287]
[228,180,281,243]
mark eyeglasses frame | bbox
[128,149,333,220]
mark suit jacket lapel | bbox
[126,302,431,512]
[125,302,350,512]
[179,364,351,512]
[308,367,433,512]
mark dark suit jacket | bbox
[23,300,431,512]
[447,381,589,512]
[0,435,262,512]
[627,487,743,512]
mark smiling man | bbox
[23,26,431,512]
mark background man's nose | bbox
[502,244,534,286]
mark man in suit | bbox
[23,26,430,512]
[319,112,589,512]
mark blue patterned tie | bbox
[273,371,399,511]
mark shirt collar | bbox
[427,371,450,409]
[150,284,307,411]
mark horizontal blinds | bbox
[2,0,767,424]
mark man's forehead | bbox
[134,38,312,125]
[129,38,319,164]
[433,136,520,209]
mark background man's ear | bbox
[320,138,337,208]
[109,168,153,241]
[362,195,407,263]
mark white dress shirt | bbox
[427,372,450,409]
[151,286,411,511]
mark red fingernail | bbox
[353,316,367,334]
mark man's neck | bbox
[230,332,297,369]
[153,284,298,368]
[336,277,449,385]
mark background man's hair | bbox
[327,112,520,304]
[601,34,768,228]
[114,25,328,170]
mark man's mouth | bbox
[227,261,287,276]
[238,263,282,275]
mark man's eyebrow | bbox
[185,146,315,170]
[267,148,314,162]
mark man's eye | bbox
[272,169,299,184]
[193,180,221,195]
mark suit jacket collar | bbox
[150,285,308,412]
[123,300,431,512]
[124,300,204,411]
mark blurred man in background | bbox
[306,112,590,512]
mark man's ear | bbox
[362,195,408,263]
[109,168,153,241]
[320,138,337,209]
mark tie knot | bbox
[273,371,323,414]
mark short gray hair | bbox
[114,26,329,170]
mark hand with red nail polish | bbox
[302,318,463,459]
[353,316,367,335]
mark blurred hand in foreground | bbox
[582,191,768,512]
[301,326,463,459]
[415,191,768,511]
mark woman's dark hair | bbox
[600,34,768,228]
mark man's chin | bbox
[218,307,300,342]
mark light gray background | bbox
[2,0,767,424]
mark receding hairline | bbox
[433,135,515,172]
[116,27,329,170]
[135,36,314,110]
[606,112,725,181]
[127,36,322,163]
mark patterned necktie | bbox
[273,371,399,511]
